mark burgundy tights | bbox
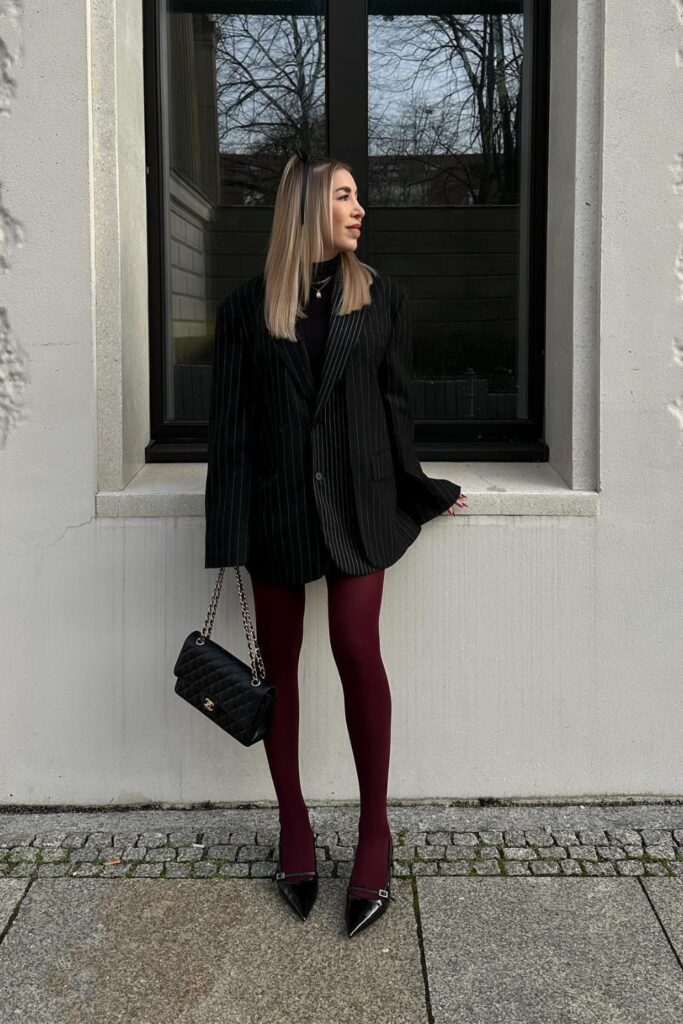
[250,565,392,891]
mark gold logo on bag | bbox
[202,697,215,711]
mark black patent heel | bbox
[345,833,394,938]
[275,829,319,921]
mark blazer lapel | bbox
[264,265,368,423]
[312,265,367,424]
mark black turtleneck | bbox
[297,251,341,390]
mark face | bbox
[324,168,365,258]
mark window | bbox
[143,0,550,462]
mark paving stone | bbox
[137,832,167,849]
[606,828,642,845]
[177,846,205,862]
[132,864,164,878]
[121,846,145,862]
[70,864,103,877]
[200,829,234,845]
[206,845,239,861]
[250,861,276,878]
[0,880,29,933]
[438,861,471,875]
[217,862,250,877]
[38,849,70,864]
[524,830,555,846]
[72,849,99,863]
[596,845,627,861]
[642,830,675,846]
[529,861,561,875]
[33,832,69,848]
[161,863,192,878]
[583,863,617,876]
[643,878,683,964]
[336,830,358,846]
[112,832,140,847]
[314,831,338,847]
[426,831,451,845]
[145,848,177,863]
[255,829,280,845]
[503,831,528,846]
[327,845,354,861]
[167,831,199,846]
[0,833,34,847]
[559,860,583,876]
[536,846,566,860]
[451,832,478,846]
[477,846,499,860]
[504,863,531,876]
[228,831,258,847]
[10,847,39,862]
[573,846,598,862]
[85,833,114,848]
[0,878,427,1022]
[100,864,130,878]
[235,845,270,862]
[472,861,499,876]
[418,877,683,1023]
[412,861,439,875]
[646,844,677,860]
[478,830,504,845]
[35,864,70,878]
[8,865,37,878]
[396,830,426,847]
[617,861,645,876]
[192,862,218,878]
[445,845,477,860]
[645,863,670,877]
[550,830,579,846]
[624,845,646,858]
[503,847,536,861]
[577,830,608,846]
[415,845,445,861]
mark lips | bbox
[348,226,361,232]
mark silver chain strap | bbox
[197,567,267,688]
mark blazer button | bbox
[314,471,323,480]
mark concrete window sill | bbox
[96,462,599,517]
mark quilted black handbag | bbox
[173,566,277,746]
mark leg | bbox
[325,567,392,890]
[250,572,314,874]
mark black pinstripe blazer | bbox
[204,266,462,584]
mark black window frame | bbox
[143,0,550,463]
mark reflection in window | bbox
[368,2,524,421]
[164,3,325,421]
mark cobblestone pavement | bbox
[1,804,682,880]
[2,804,683,1022]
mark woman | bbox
[205,151,467,938]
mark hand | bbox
[446,493,468,515]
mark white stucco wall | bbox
[0,1,680,806]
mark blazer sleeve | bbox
[378,283,462,525]
[204,296,255,569]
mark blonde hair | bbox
[263,154,378,341]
